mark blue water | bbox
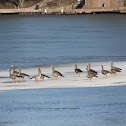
[0,86,126,126]
[0,14,126,69]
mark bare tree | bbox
[19,0,25,8]
[0,0,19,7]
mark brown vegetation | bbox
[46,0,78,9]
[0,0,78,9]
[0,0,44,9]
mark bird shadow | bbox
[112,81,126,84]
[3,81,26,83]
[0,77,10,78]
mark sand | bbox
[0,61,125,91]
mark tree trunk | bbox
[19,0,25,8]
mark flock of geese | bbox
[8,61,122,83]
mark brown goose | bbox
[40,68,50,82]
[73,64,83,77]
[88,64,98,76]
[101,65,112,78]
[8,69,18,83]
[17,68,30,82]
[51,66,64,80]
[11,65,19,76]
[86,65,98,81]
[30,68,41,83]
[110,61,122,76]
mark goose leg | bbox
[35,79,38,83]
[42,79,44,82]
[13,79,15,83]
[22,78,24,82]
[113,73,116,76]
[15,78,18,83]
[89,78,92,81]
[104,75,107,78]
[55,77,57,80]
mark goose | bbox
[11,65,20,82]
[17,68,30,82]
[110,61,122,71]
[110,61,121,76]
[40,68,50,82]
[11,65,19,76]
[88,64,98,76]
[101,65,112,78]
[51,66,64,80]
[73,64,83,77]
[30,68,41,83]
[8,69,18,83]
[86,65,97,81]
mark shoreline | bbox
[0,61,126,91]
[1,8,126,15]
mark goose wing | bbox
[54,70,64,77]
[75,68,83,73]
[30,74,40,80]
[111,68,121,73]
[41,74,50,79]
[89,69,98,75]
[113,66,122,71]
[13,71,20,76]
[87,72,97,78]
[20,73,30,78]
[102,70,112,75]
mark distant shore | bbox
[0,8,126,15]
